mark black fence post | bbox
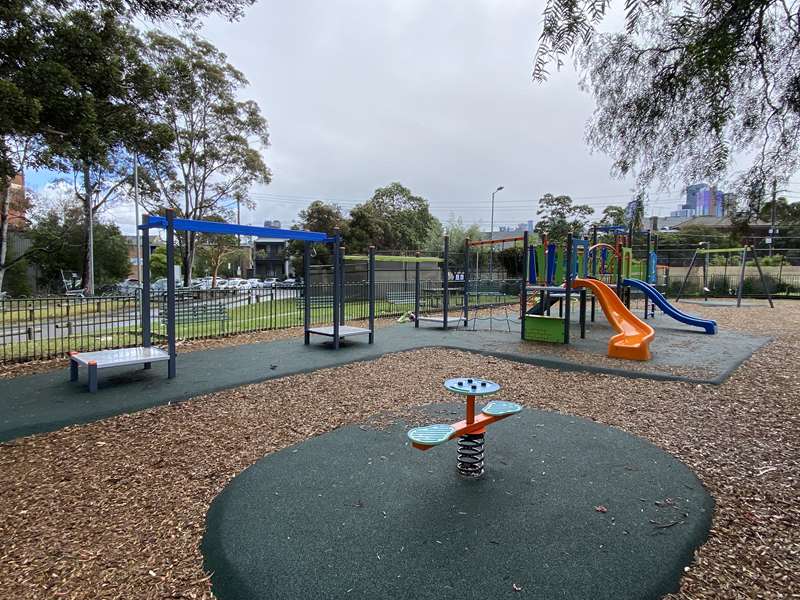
[368,245,376,342]
[141,214,151,350]
[165,209,177,378]
[303,243,311,344]
[442,234,449,329]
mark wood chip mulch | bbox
[0,302,798,599]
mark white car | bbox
[262,277,278,288]
[228,278,250,291]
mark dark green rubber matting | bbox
[203,406,713,600]
[0,322,769,443]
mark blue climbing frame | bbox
[139,211,372,381]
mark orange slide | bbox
[572,278,655,361]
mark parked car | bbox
[278,278,298,288]
[117,278,141,295]
[262,277,278,288]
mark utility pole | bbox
[769,178,777,256]
[488,186,504,279]
[133,152,142,281]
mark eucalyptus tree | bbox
[140,32,271,285]
[533,0,800,215]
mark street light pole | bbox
[133,151,142,282]
[488,186,504,279]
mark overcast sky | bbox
[32,0,694,234]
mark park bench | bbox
[296,295,334,309]
[385,291,416,304]
[160,304,229,331]
[69,346,171,393]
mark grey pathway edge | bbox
[202,406,715,600]
[0,323,768,443]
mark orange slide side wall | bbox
[571,278,655,361]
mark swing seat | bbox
[407,424,455,446]
[481,401,522,417]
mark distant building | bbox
[123,235,164,279]
[253,220,290,278]
[7,174,30,230]
[671,183,731,218]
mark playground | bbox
[0,301,797,598]
[0,217,797,600]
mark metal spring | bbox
[457,433,485,478]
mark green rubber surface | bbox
[0,321,769,443]
[203,405,713,600]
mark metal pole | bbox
[303,243,311,344]
[564,234,573,344]
[736,247,746,307]
[339,245,346,326]
[141,214,151,350]
[87,190,96,296]
[590,225,597,322]
[368,246,375,342]
[488,186,503,280]
[643,230,651,319]
[769,178,777,257]
[133,151,142,282]
[615,237,623,298]
[165,209,176,378]
[414,252,420,329]
[520,230,528,340]
[463,239,470,327]
[332,233,341,349]
[750,246,774,308]
[579,289,586,338]
[442,234,449,329]
[676,249,698,302]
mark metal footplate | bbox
[481,400,523,417]
[407,424,455,447]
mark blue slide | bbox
[623,278,717,334]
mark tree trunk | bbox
[180,230,195,287]
[0,178,10,293]
[81,164,94,295]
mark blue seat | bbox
[481,401,522,417]
[407,424,455,446]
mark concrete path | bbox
[0,322,768,442]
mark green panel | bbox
[554,251,565,285]
[535,245,546,284]
[622,247,633,279]
[523,315,566,343]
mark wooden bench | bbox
[69,346,171,393]
[296,295,334,309]
[386,291,416,304]
[160,304,229,331]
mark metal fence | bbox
[0,279,521,364]
[3,270,795,364]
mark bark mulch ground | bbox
[0,302,797,599]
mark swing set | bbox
[676,245,774,308]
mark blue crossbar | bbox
[141,216,328,243]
